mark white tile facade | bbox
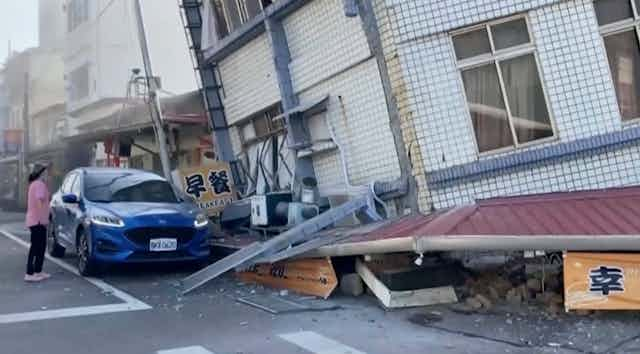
[285,0,402,193]
[284,0,372,93]
[218,0,402,196]
[530,0,621,141]
[299,59,402,193]
[378,0,640,210]
[431,142,640,208]
[218,34,281,125]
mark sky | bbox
[0,0,38,64]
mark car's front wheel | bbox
[77,230,98,276]
[47,222,66,258]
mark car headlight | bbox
[91,215,125,228]
[194,213,209,228]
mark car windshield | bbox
[84,172,178,203]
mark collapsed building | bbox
[177,0,640,306]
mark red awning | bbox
[382,187,640,237]
[309,186,640,255]
[214,186,640,257]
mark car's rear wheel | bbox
[47,222,66,258]
[77,230,98,276]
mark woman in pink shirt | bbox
[25,163,51,282]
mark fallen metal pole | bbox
[300,234,640,258]
[181,193,382,294]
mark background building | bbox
[39,0,66,51]
[63,0,200,170]
[0,67,9,156]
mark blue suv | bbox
[48,168,211,276]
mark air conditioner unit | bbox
[287,202,319,227]
[250,192,292,227]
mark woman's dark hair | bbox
[28,166,46,183]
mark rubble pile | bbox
[456,259,565,315]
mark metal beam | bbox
[264,17,316,191]
[181,192,381,294]
[202,0,313,64]
[179,0,234,162]
[357,0,419,213]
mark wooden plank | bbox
[237,258,338,299]
[356,258,457,309]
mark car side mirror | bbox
[62,194,79,204]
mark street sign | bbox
[237,258,338,299]
[564,252,640,310]
[175,162,236,216]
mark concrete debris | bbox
[458,259,567,317]
[505,289,522,305]
[474,294,493,310]
[526,278,541,293]
[340,273,364,297]
[465,296,483,310]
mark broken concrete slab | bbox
[356,258,458,309]
[340,273,364,297]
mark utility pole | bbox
[19,71,30,207]
[132,0,173,181]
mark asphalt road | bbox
[0,211,574,354]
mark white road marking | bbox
[279,331,367,354]
[0,229,151,324]
[157,346,214,354]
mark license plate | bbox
[149,238,177,252]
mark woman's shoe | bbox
[24,274,41,282]
[35,272,51,280]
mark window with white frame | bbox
[453,17,554,153]
[67,0,89,32]
[595,0,640,121]
[211,0,273,39]
[238,104,283,146]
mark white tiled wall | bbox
[300,59,402,193]
[383,0,558,44]
[218,34,281,125]
[380,0,634,210]
[395,34,478,171]
[530,0,621,141]
[430,143,640,209]
[219,0,402,196]
[391,0,623,172]
[284,0,372,93]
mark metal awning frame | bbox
[302,234,640,258]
